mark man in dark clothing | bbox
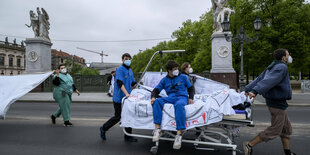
[99,53,137,142]
[243,49,295,155]
[107,71,115,97]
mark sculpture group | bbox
[26,7,50,40]
[211,0,235,32]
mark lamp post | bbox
[221,17,262,92]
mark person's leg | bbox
[174,98,187,132]
[152,97,174,142]
[100,102,121,140]
[153,97,171,128]
[102,102,122,131]
[280,110,294,155]
[53,108,61,118]
[173,97,187,150]
[244,107,285,155]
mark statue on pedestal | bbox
[25,7,50,40]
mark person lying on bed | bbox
[150,60,195,149]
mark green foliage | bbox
[131,0,310,78]
[65,60,100,75]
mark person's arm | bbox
[52,69,60,86]
[151,78,164,104]
[244,69,266,93]
[72,84,80,96]
[252,65,286,95]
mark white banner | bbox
[0,72,53,119]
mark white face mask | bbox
[287,56,293,63]
[188,68,193,74]
[61,68,67,73]
[172,70,179,76]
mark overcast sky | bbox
[0,0,211,63]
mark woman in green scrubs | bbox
[51,64,80,126]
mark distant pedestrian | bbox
[100,53,138,142]
[51,64,80,126]
[107,71,115,97]
[243,48,295,155]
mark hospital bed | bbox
[120,50,254,155]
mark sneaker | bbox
[243,141,252,155]
[100,127,106,140]
[107,93,112,97]
[152,128,161,142]
[173,135,182,149]
[51,115,56,124]
[64,121,73,127]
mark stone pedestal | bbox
[24,38,52,73]
[210,32,237,89]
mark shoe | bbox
[243,141,252,155]
[64,121,73,127]
[51,115,56,124]
[124,135,138,142]
[152,128,161,142]
[100,127,106,140]
[173,135,182,149]
[107,93,112,97]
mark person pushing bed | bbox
[151,60,195,149]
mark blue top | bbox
[155,74,192,98]
[244,61,292,110]
[113,65,135,103]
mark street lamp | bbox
[222,17,262,92]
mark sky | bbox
[0,0,212,63]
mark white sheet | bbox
[121,88,246,131]
[0,72,53,119]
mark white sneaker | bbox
[173,135,182,149]
[152,128,161,142]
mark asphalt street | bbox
[0,102,309,155]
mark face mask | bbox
[188,68,193,74]
[124,60,131,66]
[172,70,179,76]
[287,56,293,64]
[61,68,67,73]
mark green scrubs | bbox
[52,73,74,121]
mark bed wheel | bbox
[150,146,158,155]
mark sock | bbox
[284,149,291,155]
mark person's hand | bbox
[125,93,130,98]
[54,69,60,76]
[151,97,156,105]
[248,92,256,102]
[188,99,194,104]
[76,90,80,96]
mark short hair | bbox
[181,62,190,73]
[273,48,287,60]
[165,60,179,71]
[111,71,115,74]
[58,64,65,69]
[122,53,132,59]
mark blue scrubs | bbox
[112,65,135,103]
[153,74,192,130]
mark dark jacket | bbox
[244,61,292,110]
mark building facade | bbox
[0,37,86,75]
[51,49,86,70]
[0,37,25,75]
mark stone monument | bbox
[210,0,237,89]
[25,7,52,73]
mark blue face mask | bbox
[124,60,131,66]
